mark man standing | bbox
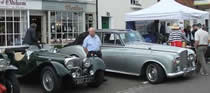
[166,23,171,35]
[23,23,40,46]
[194,24,209,76]
[191,24,199,46]
[83,27,102,58]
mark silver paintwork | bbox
[60,30,196,78]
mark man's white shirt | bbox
[195,29,209,45]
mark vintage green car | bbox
[60,29,196,84]
[4,45,105,93]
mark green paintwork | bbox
[89,57,106,72]
[5,47,105,79]
[8,50,69,77]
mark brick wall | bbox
[175,0,194,7]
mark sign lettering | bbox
[0,0,27,9]
[64,4,83,11]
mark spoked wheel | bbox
[5,71,20,93]
[146,63,166,84]
[41,66,62,93]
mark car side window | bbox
[104,33,114,45]
[102,33,123,46]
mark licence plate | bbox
[74,77,93,84]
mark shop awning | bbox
[125,0,209,21]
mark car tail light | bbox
[0,84,6,93]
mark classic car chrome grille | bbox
[70,59,91,76]
[179,50,188,68]
[70,59,83,67]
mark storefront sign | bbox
[0,0,27,9]
[64,4,83,11]
[42,1,84,11]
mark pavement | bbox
[20,64,210,93]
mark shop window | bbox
[0,22,5,34]
[0,17,5,21]
[0,22,5,46]
[50,11,83,45]
[0,10,27,47]
[131,0,135,4]
[85,14,93,31]
[131,0,141,6]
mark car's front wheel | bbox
[88,70,104,88]
[146,63,166,84]
[41,66,62,93]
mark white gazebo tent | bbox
[125,0,209,21]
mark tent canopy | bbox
[125,0,209,21]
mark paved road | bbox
[119,64,210,93]
[20,64,210,93]
[20,72,143,93]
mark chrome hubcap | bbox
[42,71,54,92]
[146,64,158,82]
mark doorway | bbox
[30,16,42,41]
[102,17,110,29]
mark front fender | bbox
[89,57,106,73]
[142,60,168,74]
[50,61,70,77]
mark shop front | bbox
[0,0,28,48]
[40,0,96,45]
[0,0,96,47]
[46,8,84,45]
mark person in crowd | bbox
[159,22,167,43]
[83,27,102,58]
[168,24,188,47]
[192,24,199,36]
[184,25,193,46]
[83,27,107,81]
[166,23,171,36]
[202,24,208,31]
[194,23,209,76]
[23,23,40,48]
[191,24,199,46]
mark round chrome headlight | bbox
[188,54,194,61]
[174,57,181,64]
[64,58,74,69]
[83,58,91,68]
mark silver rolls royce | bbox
[59,29,196,84]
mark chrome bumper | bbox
[167,67,196,77]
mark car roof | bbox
[96,29,131,33]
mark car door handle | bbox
[148,48,151,50]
